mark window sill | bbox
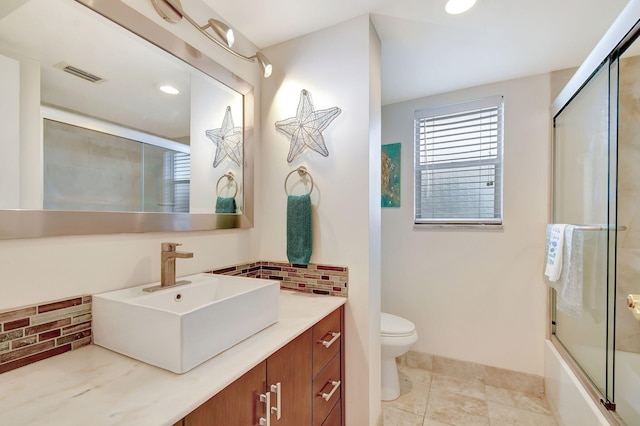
[413,223,504,231]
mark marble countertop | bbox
[0,290,346,426]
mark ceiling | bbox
[201,0,631,105]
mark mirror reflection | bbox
[0,0,244,214]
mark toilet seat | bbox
[381,312,416,337]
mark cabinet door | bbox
[266,329,312,426]
[184,361,266,426]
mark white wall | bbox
[259,15,381,425]
[381,73,551,376]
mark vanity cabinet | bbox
[182,306,344,426]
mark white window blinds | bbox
[414,95,504,225]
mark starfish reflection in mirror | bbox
[275,89,341,163]
[205,106,243,167]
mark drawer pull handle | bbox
[318,332,341,348]
[259,392,271,426]
[320,380,341,402]
[270,382,282,420]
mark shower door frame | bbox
[549,58,619,422]
[549,1,640,424]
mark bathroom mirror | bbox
[0,0,254,238]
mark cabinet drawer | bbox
[322,400,341,426]
[313,353,341,426]
[312,308,341,376]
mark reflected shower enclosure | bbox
[43,119,190,213]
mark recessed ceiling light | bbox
[445,0,477,15]
[158,84,180,95]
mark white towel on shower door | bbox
[545,224,584,319]
[545,224,568,281]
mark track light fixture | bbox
[253,52,272,78]
[151,0,273,78]
[201,19,235,48]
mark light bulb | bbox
[445,0,477,15]
[158,84,180,95]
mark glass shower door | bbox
[612,28,640,424]
[552,61,614,401]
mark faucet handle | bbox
[161,242,181,252]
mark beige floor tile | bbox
[383,378,430,416]
[483,366,544,397]
[433,356,485,382]
[383,405,424,426]
[398,364,433,385]
[422,418,454,426]
[485,385,552,415]
[384,352,556,426]
[400,351,434,370]
[487,402,557,426]
[430,373,486,400]
[425,388,489,426]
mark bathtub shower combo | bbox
[550,2,640,424]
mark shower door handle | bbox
[626,294,640,321]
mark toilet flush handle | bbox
[318,332,341,348]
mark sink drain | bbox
[174,293,183,302]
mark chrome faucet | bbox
[143,242,194,292]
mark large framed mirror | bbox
[0,0,254,238]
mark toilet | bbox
[381,312,418,401]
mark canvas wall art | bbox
[381,143,401,207]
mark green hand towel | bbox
[216,196,237,214]
[287,194,312,265]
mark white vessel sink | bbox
[93,273,279,373]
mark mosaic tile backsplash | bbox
[0,296,92,374]
[0,261,346,374]
[206,261,348,297]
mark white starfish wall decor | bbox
[205,106,243,167]
[275,89,341,163]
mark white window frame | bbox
[414,95,504,227]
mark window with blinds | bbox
[414,95,504,225]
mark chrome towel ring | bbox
[284,166,314,195]
[216,172,238,197]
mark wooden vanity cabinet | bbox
[183,306,344,426]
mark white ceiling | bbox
[201,0,631,105]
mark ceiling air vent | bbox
[53,62,105,83]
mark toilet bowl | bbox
[381,312,418,401]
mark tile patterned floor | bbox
[382,364,558,426]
